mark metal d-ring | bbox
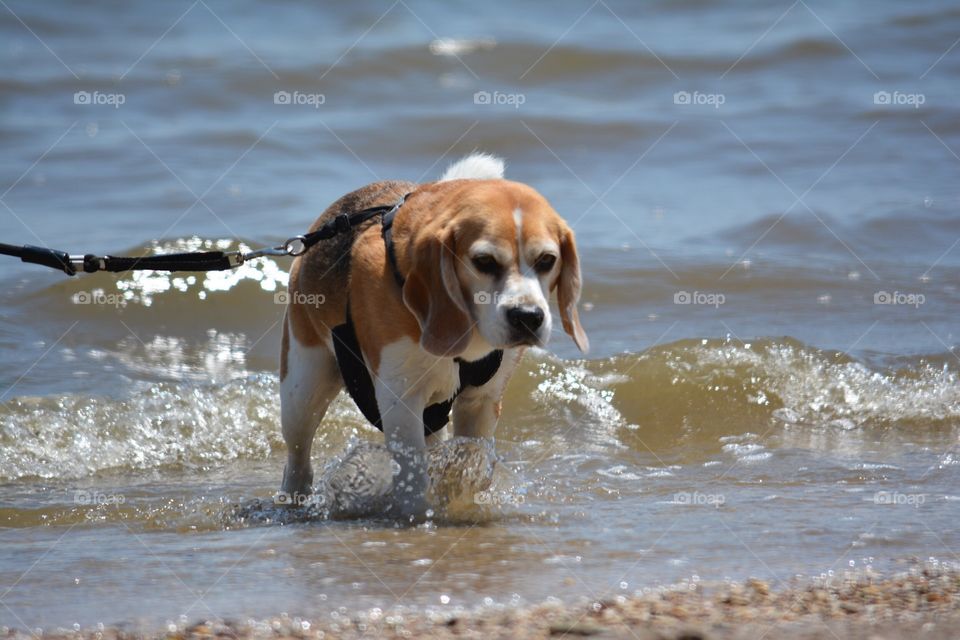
[283,236,308,256]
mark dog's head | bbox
[402,179,588,358]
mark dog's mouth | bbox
[506,329,545,348]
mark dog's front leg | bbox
[453,347,522,440]
[451,388,500,440]
[374,380,430,520]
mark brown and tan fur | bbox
[278,154,587,517]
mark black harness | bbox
[330,195,503,436]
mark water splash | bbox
[230,437,519,525]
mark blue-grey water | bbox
[1,0,959,632]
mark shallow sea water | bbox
[1,0,959,631]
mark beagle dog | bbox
[279,153,588,517]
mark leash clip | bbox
[238,236,308,262]
[240,246,285,262]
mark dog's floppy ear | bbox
[556,226,589,353]
[403,226,473,357]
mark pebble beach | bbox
[10,563,959,640]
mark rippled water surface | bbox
[2,0,959,631]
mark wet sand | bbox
[9,563,958,640]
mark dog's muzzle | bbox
[506,305,545,344]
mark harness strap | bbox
[298,197,406,254]
[332,306,504,436]
[380,194,407,288]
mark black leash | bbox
[0,196,408,277]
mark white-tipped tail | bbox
[439,152,505,181]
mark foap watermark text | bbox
[74,91,125,108]
[73,91,127,109]
[473,291,526,306]
[873,90,925,109]
[872,491,925,507]
[674,491,725,507]
[474,90,525,108]
[275,291,326,307]
[874,291,925,308]
[274,491,326,508]
[474,491,525,506]
[74,490,126,506]
[73,290,125,308]
[274,91,325,108]
[674,91,725,109]
[674,290,725,308]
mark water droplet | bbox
[440,595,450,604]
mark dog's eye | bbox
[534,253,557,273]
[471,254,501,275]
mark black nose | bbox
[506,305,544,332]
